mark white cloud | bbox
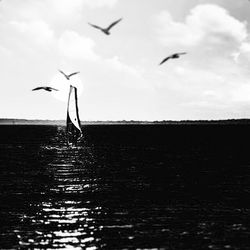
[57,31,147,88]
[1,0,119,28]
[82,0,118,8]
[58,31,99,61]
[153,3,250,109]
[0,45,12,57]
[50,0,83,13]
[156,4,248,51]
[102,56,152,90]
[105,56,143,78]
[232,84,250,102]
[48,0,84,22]
[237,41,250,62]
[156,11,200,47]
[50,0,118,11]
[10,20,55,45]
[46,0,119,23]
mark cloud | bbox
[44,0,83,23]
[1,0,119,28]
[236,41,250,62]
[46,0,119,23]
[232,84,250,102]
[102,56,152,90]
[156,4,248,52]
[57,31,147,89]
[50,0,83,13]
[82,0,118,8]
[50,0,118,11]
[0,45,12,57]
[58,30,99,61]
[154,3,250,109]
[10,20,55,45]
[105,56,143,78]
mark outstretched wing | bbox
[88,23,103,30]
[107,18,122,31]
[58,69,68,78]
[68,72,80,78]
[159,57,170,65]
[49,87,59,91]
[177,52,187,56]
[32,87,45,91]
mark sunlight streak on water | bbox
[17,134,102,249]
[2,125,250,249]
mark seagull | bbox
[88,18,122,35]
[32,87,58,92]
[58,70,80,80]
[159,52,187,65]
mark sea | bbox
[0,124,250,250]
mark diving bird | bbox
[32,87,58,92]
[88,18,122,35]
[159,52,187,65]
[59,70,80,80]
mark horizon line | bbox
[1,118,250,123]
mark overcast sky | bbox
[1,0,250,121]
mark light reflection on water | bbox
[32,201,101,249]
[18,132,103,249]
[2,125,250,249]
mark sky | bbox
[1,0,250,121]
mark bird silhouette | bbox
[32,86,58,92]
[58,70,80,80]
[159,52,187,65]
[88,18,122,35]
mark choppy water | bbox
[0,125,250,249]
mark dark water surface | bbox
[0,125,250,249]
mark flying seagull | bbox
[88,18,122,35]
[32,87,58,92]
[159,52,187,65]
[59,70,80,80]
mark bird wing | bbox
[68,72,80,77]
[32,87,44,91]
[49,87,59,91]
[107,18,122,31]
[58,69,68,78]
[177,52,187,56]
[159,57,170,65]
[88,23,103,30]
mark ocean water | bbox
[0,124,250,249]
